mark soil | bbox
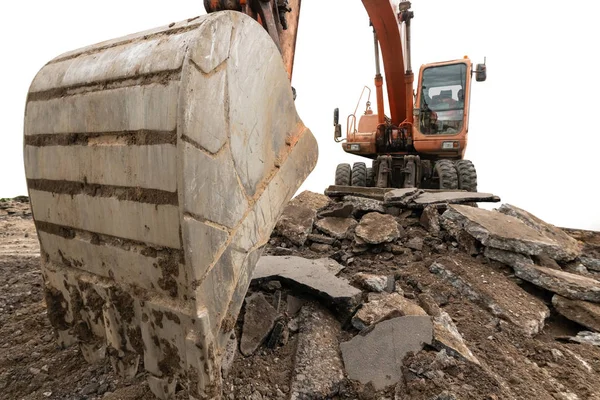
[2,198,600,400]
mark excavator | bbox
[22,1,484,399]
[205,0,487,191]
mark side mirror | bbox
[333,108,339,126]
[475,63,487,82]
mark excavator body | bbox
[332,1,487,191]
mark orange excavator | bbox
[204,0,487,191]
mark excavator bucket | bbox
[23,11,317,399]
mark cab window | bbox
[419,63,467,135]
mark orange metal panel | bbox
[362,0,408,125]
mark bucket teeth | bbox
[24,11,317,399]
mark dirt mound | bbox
[2,194,600,400]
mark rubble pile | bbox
[222,190,600,400]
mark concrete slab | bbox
[289,191,332,212]
[409,192,500,207]
[340,316,433,390]
[499,204,581,261]
[552,295,600,332]
[355,212,401,244]
[315,217,357,240]
[351,293,427,330]
[443,205,575,262]
[325,185,390,200]
[290,304,344,400]
[274,205,316,246]
[253,256,361,319]
[240,293,278,356]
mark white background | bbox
[1,0,598,230]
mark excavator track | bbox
[24,12,316,399]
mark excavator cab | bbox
[413,59,478,158]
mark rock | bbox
[307,233,336,245]
[253,256,361,319]
[353,272,395,293]
[442,205,579,262]
[511,259,600,303]
[408,192,500,208]
[498,204,582,260]
[343,196,386,215]
[383,188,420,204]
[580,257,600,272]
[355,212,401,244]
[534,254,562,270]
[289,190,331,212]
[552,295,600,332]
[340,316,433,390]
[289,304,344,400]
[313,258,345,275]
[432,391,458,400]
[275,204,316,246]
[420,205,441,236]
[221,332,237,378]
[287,295,305,316]
[267,320,286,348]
[81,382,100,395]
[318,202,355,218]
[406,237,424,251]
[429,260,550,337]
[567,331,600,346]
[310,243,333,253]
[431,311,479,365]
[315,217,357,239]
[351,293,427,330]
[240,293,278,356]
[271,246,293,256]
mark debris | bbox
[552,295,600,332]
[318,202,354,218]
[326,185,390,200]
[266,320,286,348]
[240,293,278,356]
[407,192,500,208]
[566,331,600,347]
[287,295,305,316]
[307,233,336,245]
[443,205,578,261]
[383,188,420,204]
[406,237,424,251]
[429,260,550,336]
[355,212,401,244]
[420,205,441,236]
[343,195,386,215]
[340,316,433,390]
[275,205,316,246]
[353,272,395,293]
[511,261,600,303]
[580,257,600,272]
[315,217,357,239]
[253,256,361,319]
[289,190,332,212]
[289,304,344,399]
[310,243,333,253]
[351,293,427,330]
[498,204,582,260]
[431,311,480,365]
